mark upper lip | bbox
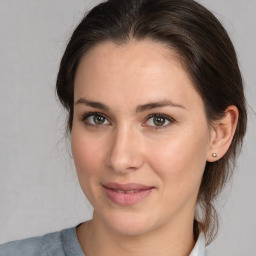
[103,182,154,191]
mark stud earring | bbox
[212,153,218,158]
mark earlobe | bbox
[207,105,239,162]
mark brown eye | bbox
[83,113,111,126]
[144,113,174,129]
[153,117,166,126]
[93,115,106,125]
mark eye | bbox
[144,113,175,129]
[81,112,111,126]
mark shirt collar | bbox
[189,233,207,256]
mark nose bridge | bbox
[107,123,143,173]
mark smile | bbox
[115,190,140,194]
[102,183,154,206]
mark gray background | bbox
[0,0,255,255]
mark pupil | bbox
[154,117,165,126]
[94,115,105,124]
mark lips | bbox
[103,183,154,206]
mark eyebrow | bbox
[135,100,186,113]
[75,98,186,113]
[75,98,110,111]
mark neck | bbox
[77,213,196,256]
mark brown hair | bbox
[56,0,247,244]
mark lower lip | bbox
[103,187,154,206]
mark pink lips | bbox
[103,183,154,206]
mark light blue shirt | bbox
[0,224,208,256]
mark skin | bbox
[71,40,238,256]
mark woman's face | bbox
[72,40,213,236]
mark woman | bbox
[0,0,247,255]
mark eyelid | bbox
[80,111,176,129]
[80,112,112,126]
[143,113,176,129]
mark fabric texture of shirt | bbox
[0,224,208,256]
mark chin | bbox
[100,211,157,237]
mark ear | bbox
[207,105,239,162]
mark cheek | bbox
[71,128,112,208]
[71,129,106,187]
[146,127,209,197]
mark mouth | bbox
[102,183,154,206]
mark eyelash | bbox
[145,113,176,129]
[81,112,110,128]
[80,112,176,130]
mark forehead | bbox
[74,40,204,112]
[75,40,182,82]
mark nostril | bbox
[106,129,144,173]
[106,148,144,173]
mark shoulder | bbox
[0,227,73,256]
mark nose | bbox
[107,126,144,173]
